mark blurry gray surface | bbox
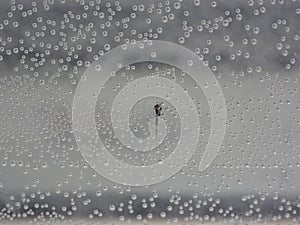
[0,0,299,224]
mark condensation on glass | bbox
[0,0,299,224]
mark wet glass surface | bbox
[0,0,300,224]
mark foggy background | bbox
[0,0,299,223]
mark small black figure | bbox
[154,103,163,138]
[154,103,162,117]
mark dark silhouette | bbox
[154,103,163,138]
